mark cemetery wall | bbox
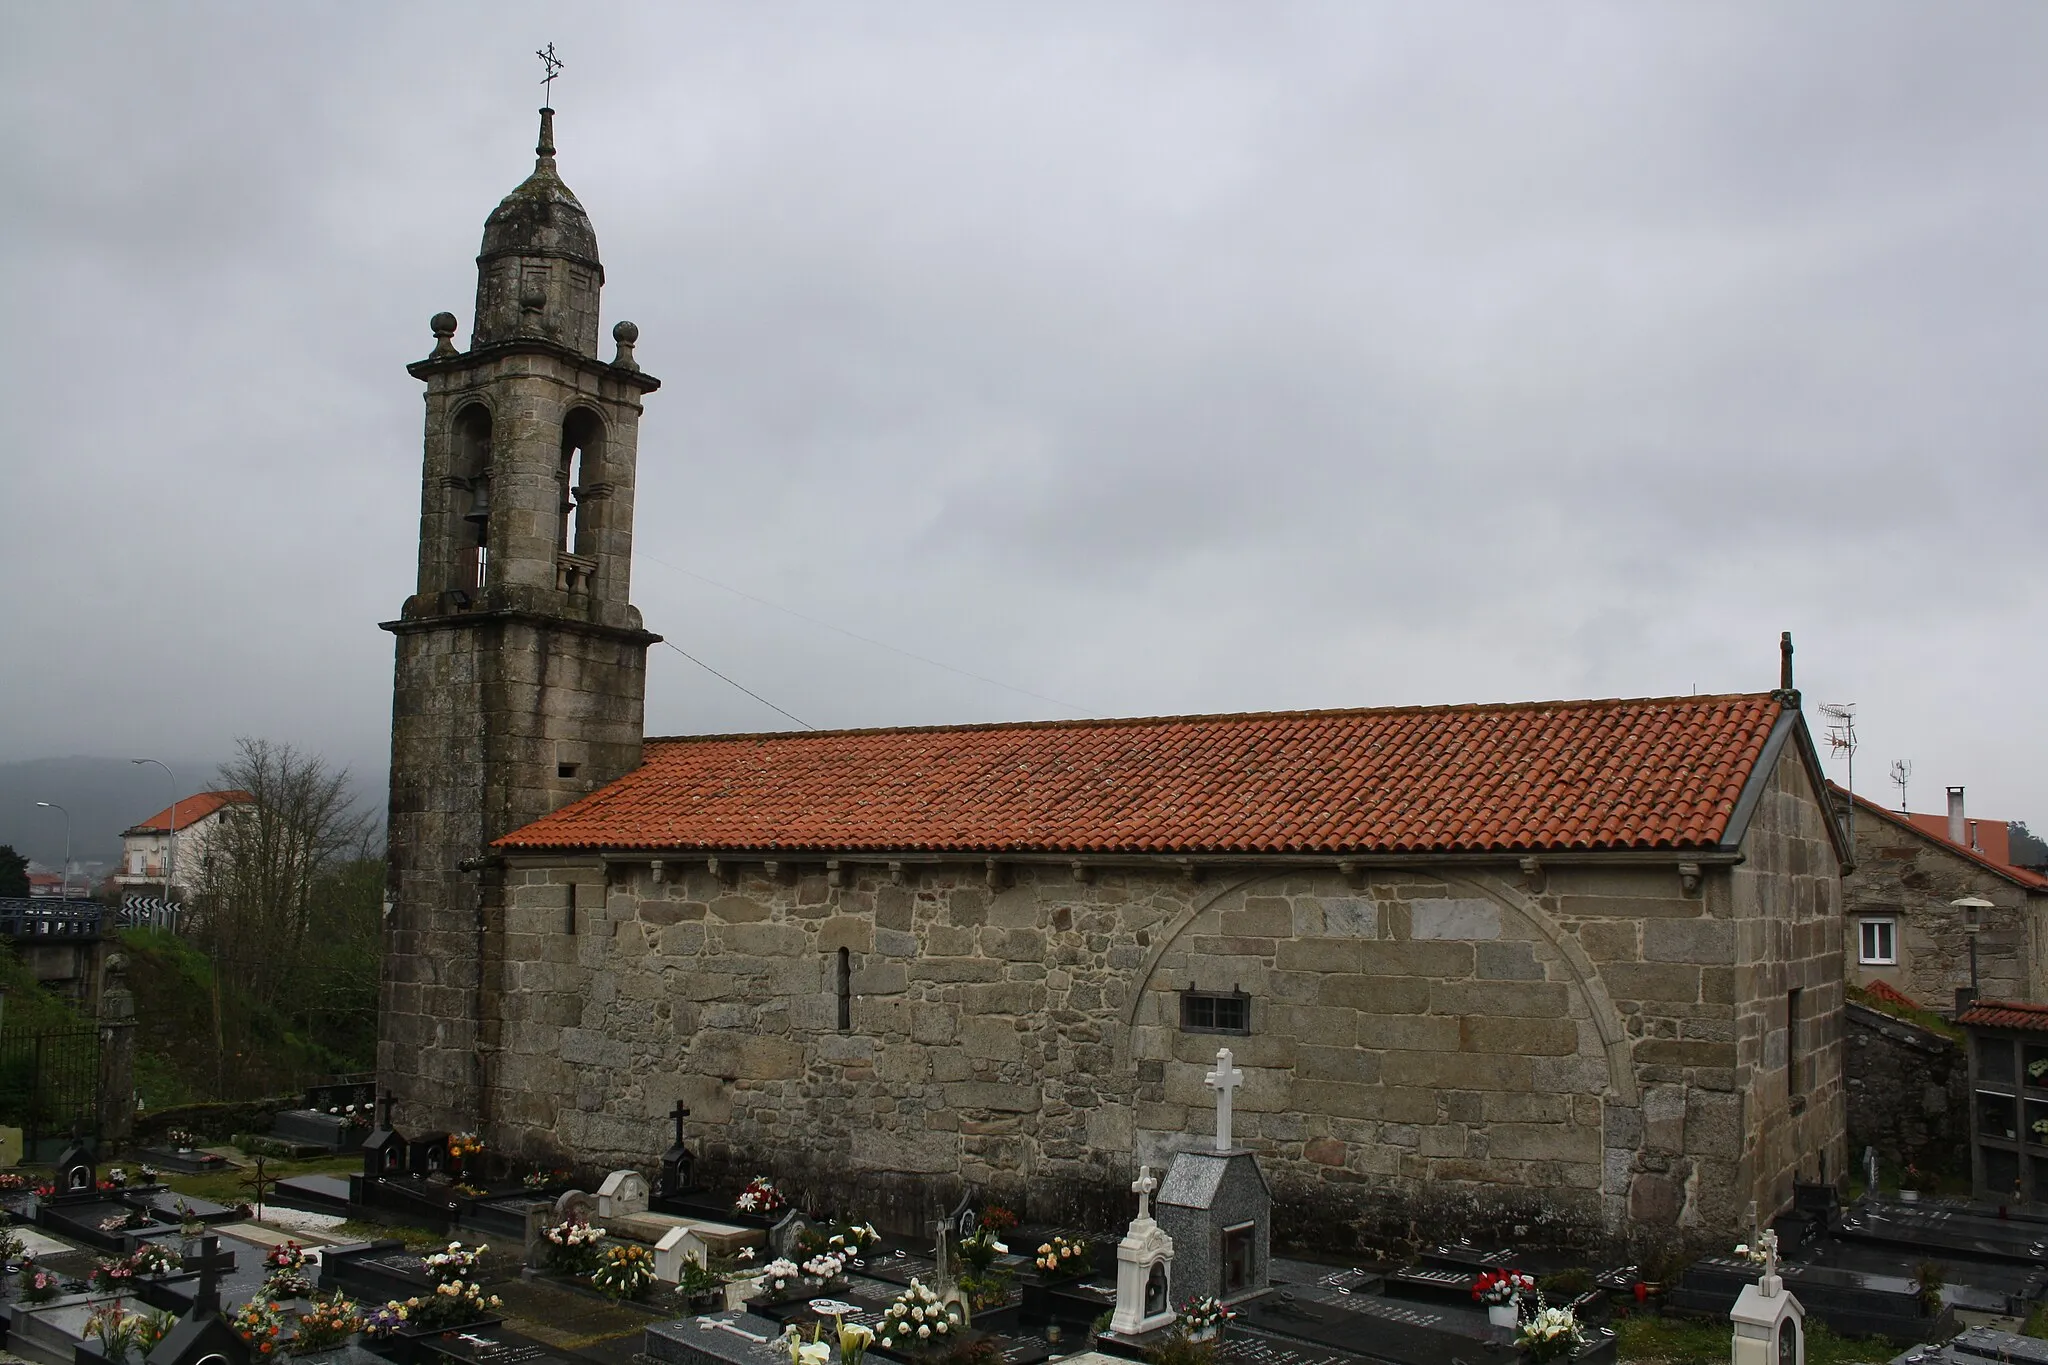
[1843,1001,1967,1182]
[479,741,1844,1254]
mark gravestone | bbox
[145,1235,249,1365]
[408,1132,450,1180]
[1153,1048,1271,1304]
[53,1135,96,1196]
[1108,1165,1176,1338]
[273,1108,355,1151]
[767,1209,815,1259]
[552,1189,597,1226]
[655,1225,710,1283]
[598,1170,650,1219]
[361,1092,406,1180]
[657,1101,697,1199]
[1730,1233,1804,1365]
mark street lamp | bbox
[33,801,70,901]
[1953,895,1995,998]
[132,758,178,900]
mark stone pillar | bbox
[97,952,137,1145]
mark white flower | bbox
[917,1326,931,1340]
[797,1344,831,1365]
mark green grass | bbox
[1848,984,1964,1043]
[1616,1314,1901,1365]
[2024,1302,2048,1340]
[156,1151,359,1210]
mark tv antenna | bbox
[537,43,564,105]
[1889,759,1912,813]
[1820,702,1857,845]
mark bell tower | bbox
[379,107,660,1133]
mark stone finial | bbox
[612,320,640,371]
[430,312,459,357]
[536,107,558,170]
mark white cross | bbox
[1205,1047,1245,1151]
[1760,1228,1779,1293]
[1132,1164,1157,1221]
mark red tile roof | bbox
[498,692,1788,857]
[1832,786,2048,891]
[1860,979,1923,1012]
[124,790,253,836]
[1958,1000,2048,1034]
[1902,811,2013,868]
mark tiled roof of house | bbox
[1903,811,2013,867]
[1832,786,2048,891]
[498,692,1789,857]
[1958,1000,2048,1034]
[123,790,253,836]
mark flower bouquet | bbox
[89,1257,139,1293]
[20,1256,61,1303]
[1180,1295,1235,1341]
[165,1128,198,1151]
[784,1324,832,1365]
[674,1257,728,1314]
[802,1251,848,1290]
[736,1175,786,1216]
[751,1257,806,1303]
[958,1227,1013,1310]
[0,1173,29,1192]
[230,1298,287,1358]
[421,1241,487,1283]
[292,1293,364,1352]
[1472,1268,1535,1327]
[875,1279,958,1355]
[979,1206,1018,1235]
[85,1302,174,1365]
[264,1240,317,1298]
[1033,1236,1091,1278]
[542,1218,608,1274]
[397,1279,505,1331]
[1515,1301,1586,1364]
[591,1244,656,1301]
[835,1318,875,1365]
[827,1220,881,1260]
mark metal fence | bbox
[0,1023,101,1155]
[0,899,105,939]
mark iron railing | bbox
[0,899,103,940]
[0,1022,101,1154]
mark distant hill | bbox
[0,755,385,870]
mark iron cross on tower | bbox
[537,43,564,105]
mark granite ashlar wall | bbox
[481,747,1843,1254]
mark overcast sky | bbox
[4,3,2046,830]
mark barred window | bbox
[1181,990,1251,1035]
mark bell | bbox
[463,479,492,526]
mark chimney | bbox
[1948,786,1966,846]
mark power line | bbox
[659,640,816,731]
[639,553,1092,715]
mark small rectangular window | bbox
[1858,918,1897,965]
[1181,990,1251,1035]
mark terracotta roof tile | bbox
[498,693,1786,856]
[1831,785,2048,891]
[1958,1000,2048,1034]
[123,790,253,836]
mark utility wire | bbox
[640,552,1092,715]
[660,640,817,731]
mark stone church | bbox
[381,107,1849,1252]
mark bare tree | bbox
[187,739,375,1090]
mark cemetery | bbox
[0,1050,2044,1365]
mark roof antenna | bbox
[1820,701,1857,847]
[1889,759,1912,813]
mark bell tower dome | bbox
[473,108,605,356]
[379,106,661,1135]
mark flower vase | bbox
[1190,1326,1219,1343]
[1488,1303,1517,1329]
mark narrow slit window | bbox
[836,947,852,1032]
[1787,987,1804,1101]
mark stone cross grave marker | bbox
[1133,1165,1156,1220]
[1110,1162,1176,1337]
[1206,1048,1245,1152]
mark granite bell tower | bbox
[380,106,659,1133]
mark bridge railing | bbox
[0,899,105,940]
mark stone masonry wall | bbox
[1835,796,2044,1013]
[1734,753,1849,1218]
[1843,1002,1967,1181]
[478,745,1843,1254]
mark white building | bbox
[115,790,252,899]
